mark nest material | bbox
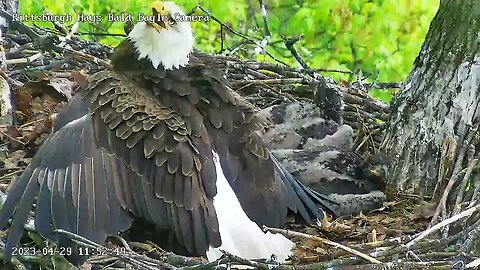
[3,32,390,157]
[204,53,391,155]
[10,21,474,270]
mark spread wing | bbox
[0,53,328,264]
[0,93,133,262]
[87,70,221,254]
[0,69,222,261]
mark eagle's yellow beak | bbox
[150,1,169,30]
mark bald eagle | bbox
[0,1,329,263]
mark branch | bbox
[253,0,271,56]
[258,0,271,37]
[281,34,309,69]
[54,229,175,270]
[76,32,127,37]
[430,125,479,227]
[263,226,382,264]
[189,5,289,66]
[405,204,480,248]
[0,9,41,40]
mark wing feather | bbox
[162,61,327,229]
[5,171,41,260]
[0,51,331,264]
[35,169,54,239]
[85,70,221,255]
[0,112,133,262]
[51,168,70,233]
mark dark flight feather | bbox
[0,41,331,264]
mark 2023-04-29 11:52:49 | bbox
[10,246,130,256]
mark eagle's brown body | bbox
[0,39,327,262]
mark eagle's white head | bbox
[128,1,194,70]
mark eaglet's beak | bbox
[149,1,169,31]
[369,168,381,177]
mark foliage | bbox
[19,0,439,102]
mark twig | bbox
[54,229,174,270]
[189,5,289,66]
[316,68,355,74]
[231,77,307,87]
[58,21,80,47]
[453,158,478,214]
[469,183,480,209]
[76,32,127,37]
[365,82,402,89]
[0,129,25,146]
[0,9,41,40]
[466,258,480,269]
[406,250,423,262]
[44,10,69,35]
[430,126,478,227]
[263,226,382,264]
[254,0,271,56]
[282,34,309,69]
[60,47,112,68]
[0,169,22,180]
[258,0,271,37]
[405,204,480,248]
[111,235,134,253]
[6,52,44,65]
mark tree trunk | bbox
[382,0,480,206]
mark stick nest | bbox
[0,9,476,270]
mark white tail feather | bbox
[206,153,295,262]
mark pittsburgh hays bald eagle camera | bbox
[0,0,331,263]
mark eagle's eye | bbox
[168,17,176,26]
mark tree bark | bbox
[0,0,17,125]
[0,28,12,125]
[382,0,480,203]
